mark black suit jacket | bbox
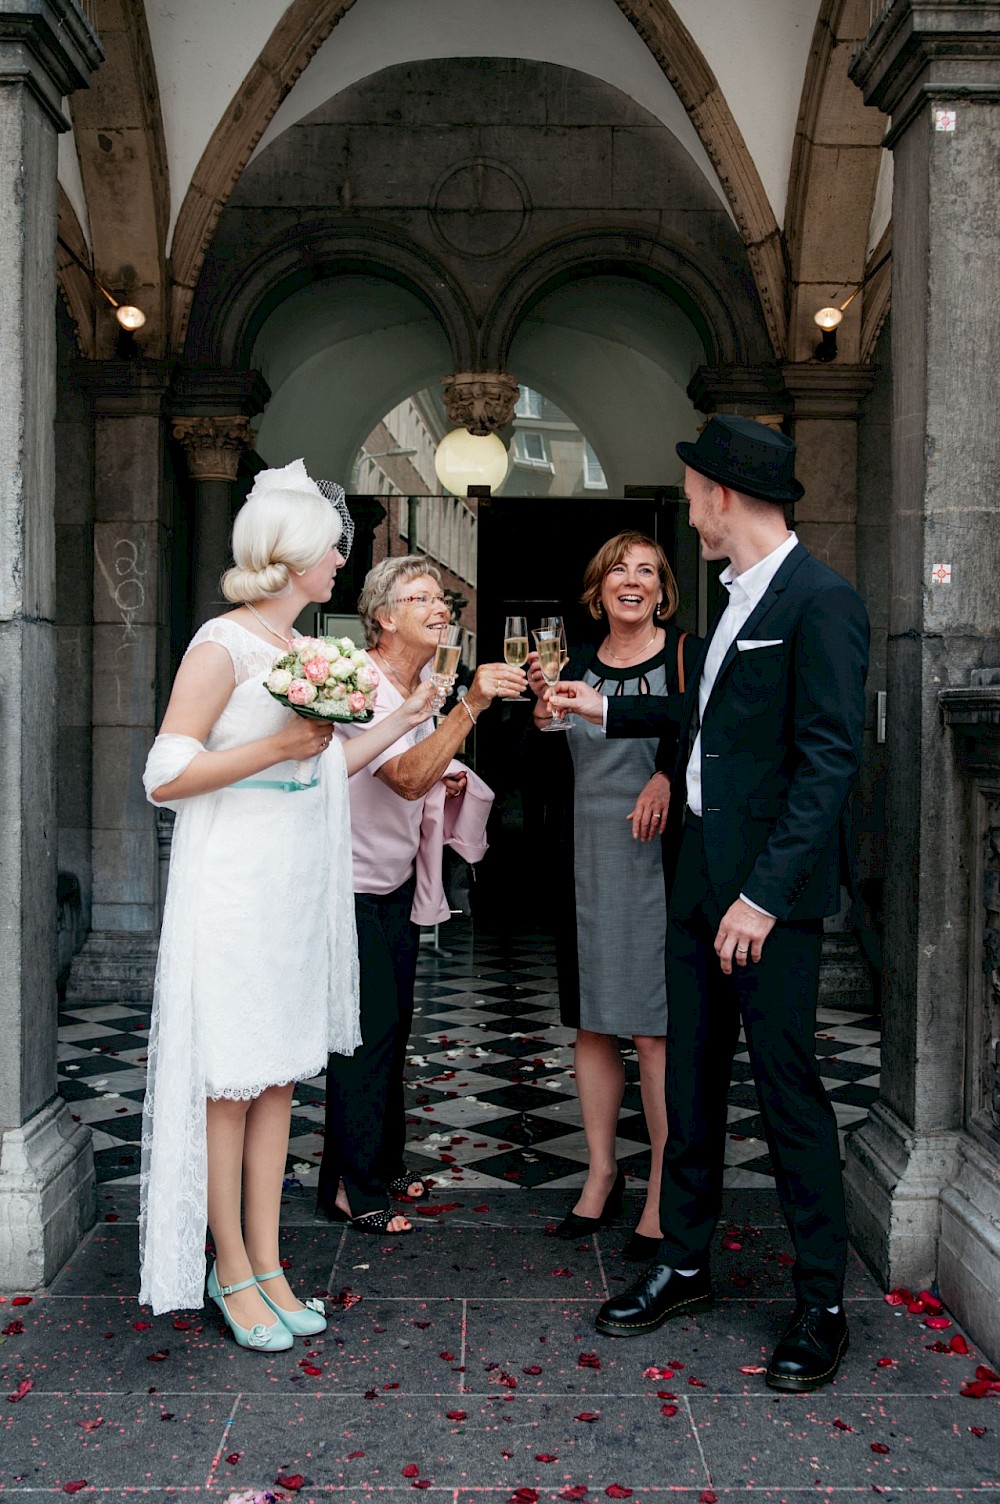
[617,544,870,922]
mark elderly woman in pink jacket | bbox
[316,555,522,1234]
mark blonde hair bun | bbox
[219,459,343,604]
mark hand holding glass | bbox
[431,624,463,712]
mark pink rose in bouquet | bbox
[347,690,367,714]
[287,678,318,706]
[304,656,330,683]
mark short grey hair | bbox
[357,555,443,646]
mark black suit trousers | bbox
[661,822,847,1307]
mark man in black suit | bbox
[561,415,869,1391]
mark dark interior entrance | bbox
[471,492,698,923]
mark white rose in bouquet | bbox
[266,667,293,694]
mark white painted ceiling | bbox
[61,0,824,249]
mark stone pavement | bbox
[1,1183,998,1499]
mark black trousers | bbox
[660,820,847,1307]
[317,877,420,1217]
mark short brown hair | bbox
[581,530,679,622]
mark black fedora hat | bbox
[676,413,804,504]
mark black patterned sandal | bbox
[388,1174,431,1200]
[349,1207,414,1235]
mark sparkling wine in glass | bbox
[503,614,530,700]
[532,625,571,733]
[431,624,463,711]
[542,614,570,670]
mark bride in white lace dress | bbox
[140,461,435,1346]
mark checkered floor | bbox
[58,921,881,1194]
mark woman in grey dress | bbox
[530,531,699,1258]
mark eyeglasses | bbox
[393,593,448,608]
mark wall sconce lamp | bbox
[56,235,146,333]
[813,247,891,362]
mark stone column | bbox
[0,0,102,1286]
[782,365,875,587]
[847,5,1000,1335]
[172,416,256,626]
[81,361,172,944]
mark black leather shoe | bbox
[595,1262,714,1336]
[766,1303,848,1391]
[552,1169,625,1240]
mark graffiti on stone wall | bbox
[94,534,147,654]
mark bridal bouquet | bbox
[265,636,378,722]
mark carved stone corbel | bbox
[442,372,520,435]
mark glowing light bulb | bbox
[433,429,508,496]
[115,304,146,331]
[813,306,843,332]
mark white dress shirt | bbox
[687,531,799,916]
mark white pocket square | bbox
[736,638,783,651]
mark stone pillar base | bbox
[940,1137,1000,1365]
[844,1101,960,1291]
[0,1098,95,1289]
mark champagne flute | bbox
[431,623,464,712]
[532,626,571,733]
[542,614,570,671]
[502,614,530,700]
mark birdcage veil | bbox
[317,478,355,561]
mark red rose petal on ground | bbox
[924,1315,951,1329]
[225,1452,241,1465]
[63,1483,88,1494]
[976,1365,1000,1381]
[7,1379,33,1403]
[962,1381,995,1398]
[446,1410,467,1421]
[575,1411,600,1422]
[699,1493,718,1503]
[275,1474,304,1491]
[132,1320,151,1331]
[412,1481,432,1491]
[661,1404,678,1417]
[578,1352,602,1368]
[523,1364,543,1375]
[10,1296,32,1307]
[105,1212,119,1221]
[552,1267,574,1277]
[560,1489,589,1502]
[402,1464,420,1478]
[876,1357,896,1367]
[777,1253,794,1267]
[656,1390,677,1400]
[949,1334,970,1354]
[688,1376,706,1387]
[536,1453,558,1462]
[2,1321,24,1336]
[439,1351,455,1361]
[722,1238,742,1251]
[605,1489,633,1500]
[669,1360,685,1369]
[833,1418,853,1431]
[870,1442,890,1454]
[643,1366,672,1379]
[473,1204,489,1212]
[172,1318,191,1331]
[907,1300,925,1315]
[300,1364,322,1376]
[739,1365,766,1375]
[77,1418,104,1433]
[146,1349,169,1362]
[346,1450,365,1460]
[511,1490,539,1503]
[970,1426,987,1437]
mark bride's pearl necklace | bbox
[243,602,294,648]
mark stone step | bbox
[65,932,160,1004]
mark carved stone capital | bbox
[172,415,255,482]
[442,372,520,435]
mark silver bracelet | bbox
[461,697,478,727]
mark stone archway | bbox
[168,0,789,357]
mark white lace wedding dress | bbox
[138,619,361,1314]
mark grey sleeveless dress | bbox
[568,649,669,1035]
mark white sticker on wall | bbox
[931,563,952,585]
[933,108,957,132]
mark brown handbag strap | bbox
[676,630,689,694]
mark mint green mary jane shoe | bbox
[254,1268,328,1337]
[206,1263,294,1353]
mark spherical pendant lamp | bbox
[434,428,508,496]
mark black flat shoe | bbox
[766,1303,848,1391]
[622,1231,663,1262]
[552,1169,626,1240]
[595,1262,714,1336]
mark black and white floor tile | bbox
[58,921,881,1194]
